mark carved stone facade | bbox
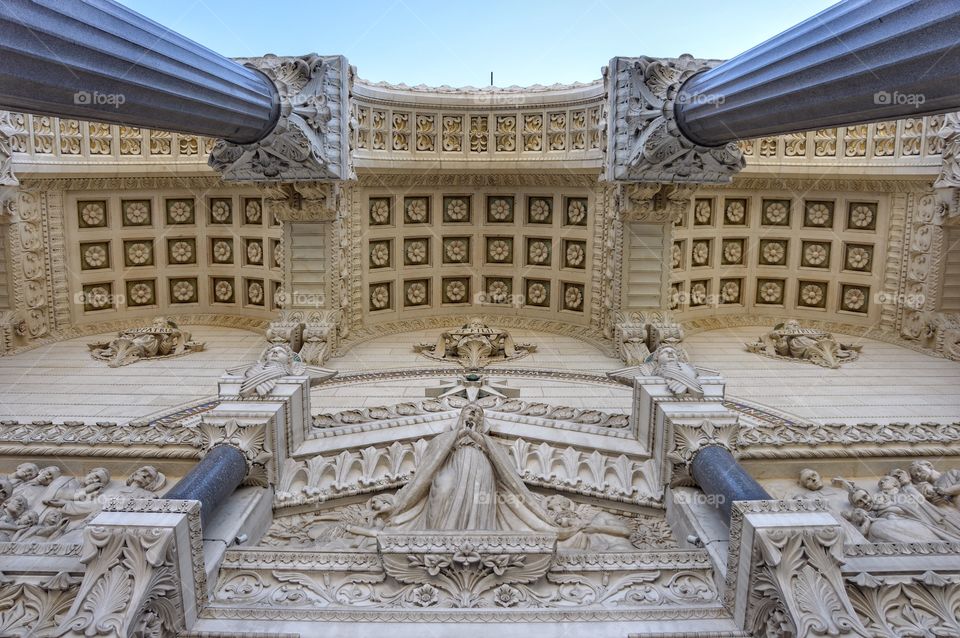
[2,38,960,638]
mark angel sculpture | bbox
[89,317,205,367]
[227,342,337,398]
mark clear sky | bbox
[118,0,837,87]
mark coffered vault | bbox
[3,0,960,637]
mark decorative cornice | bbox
[723,175,935,194]
[356,172,601,188]
[18,175,226,191]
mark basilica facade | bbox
[1,12,960,638]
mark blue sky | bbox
[119,1,836,87]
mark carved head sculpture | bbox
[368,494,395,515]
[4,495,27,518]
[0,478,11,502]
[543,495,577,523]
[16,510,38,528]
[12,463,38,482]
[889,468,911,486]
[458,404,487,433]
[127,465,166,492]
[655,345,681,366]
[83,467,111,489]
[848,487,873,510]
[877,475,900,492]
[263,343,292,366]
[33,466,61,486]
[798,469,823,491]
[909,460,938,483]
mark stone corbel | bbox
[261,180,340,222]
[208,54,353,182]
[616,182,697,223]
[265,309,342,366]
[603,55,744,184]
[198,418,273,487]
[54,499,203,638]
[726,500,869,638]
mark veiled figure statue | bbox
[386,404,556,532]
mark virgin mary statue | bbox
[385,404,557,532]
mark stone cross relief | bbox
[0,463,167,543]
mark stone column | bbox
[0,0,279,143]
[688,445,769,520]
[676,0,960,146]
[163,445,248,522]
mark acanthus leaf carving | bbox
[604,55,744,184]
[209,54,353,182]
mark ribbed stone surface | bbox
[0,0,278,143]
[165,445,248,521]
[689,445,770,521]
[677,0,960,146]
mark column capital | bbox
[198,418,273,486]
[603,55,744,184]
[669,419,739,468]
[726,500,869,637]
[55,498,203,637]
[209,54,354,182]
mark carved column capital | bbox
[199,418,273,486]
[726,500,869,637]
[209,54,354,182]
[668,419,738,468]
[54,499,202,638]
[603,55,744,184]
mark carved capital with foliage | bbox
[209,54,353,182]
[604,55,744,184]
[668,419,738,468]
[199,418,273,486]
[726,500,869,638]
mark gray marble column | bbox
[164,445,248,522]
[0,0,278,143]
[689,446,770,520]
[676,0,960,146]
